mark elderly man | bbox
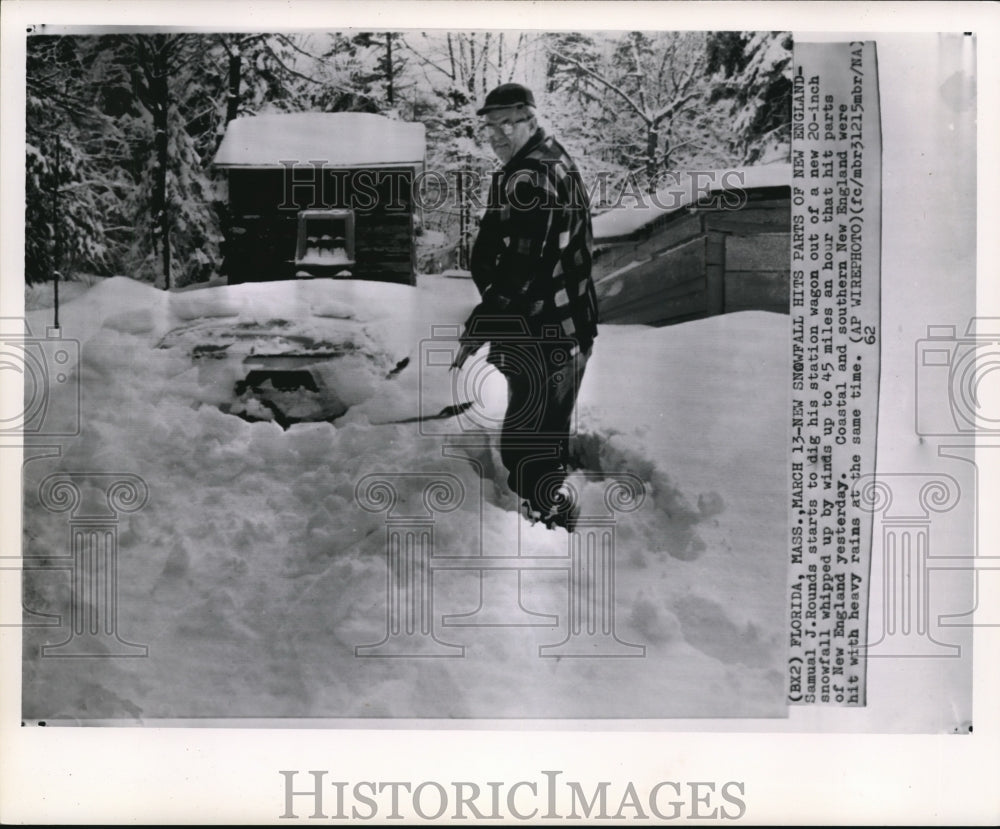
[453,83,599,530]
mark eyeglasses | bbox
[479,117,531,136]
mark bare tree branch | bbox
[400,34,455,81]
[446,33,457,81]
[507,33,525,81]
[548,47,648,122]
[628,35,647,114]
[659,136,699,162]
[263,42,323,85]
[215,32,268,58]
[676,54,702,99]
[650,89,702,125]
[238,33,268,48]
[215,34,234,59]
[659,37,677,97]
[274,32,322,63]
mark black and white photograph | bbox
[1,0,996,825]
[16,24,795,721]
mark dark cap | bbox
[476,83,536,115]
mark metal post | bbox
[52,134,61,330]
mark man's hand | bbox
[483,289,513,312]
[450,338,480,371]
[452,289,520,371]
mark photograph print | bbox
[18,27,794,721]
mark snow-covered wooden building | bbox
[591,165,791,326]
[213,112,426,285]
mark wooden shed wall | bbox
[225,166,416,284]
[592,188,790,326]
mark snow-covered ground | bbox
[20,274,789,720]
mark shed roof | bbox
[592,163,791,241]
[213,112,426,168]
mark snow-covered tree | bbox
[706,31,793,164]
[24,29,792,288]
[26,32,335,289]
[25,36,115,285]
[400,32,523,268]
[546,31,735,197]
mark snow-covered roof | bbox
[592,163,791,241]
[213,112,426,168]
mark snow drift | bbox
[21,274,789,720]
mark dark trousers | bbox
[494,342,590,512]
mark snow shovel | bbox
[377,400,475,425]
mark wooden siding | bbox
[592,187,791,326]
[224,166,417,284]
[596,236,709,326]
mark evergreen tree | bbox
[706,31,793,163]
[25,36,115,285]
[343,33,408,110]
[24,28,792,289]
[25,32,330,289]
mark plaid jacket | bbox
[466,128,598,363]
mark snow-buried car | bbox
[157,316,398,427]
[153,276,477,430]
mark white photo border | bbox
[1,1,998,824]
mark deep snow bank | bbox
[21,276,789,720]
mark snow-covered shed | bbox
[591,164,791,326]
[213,112,426,286]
